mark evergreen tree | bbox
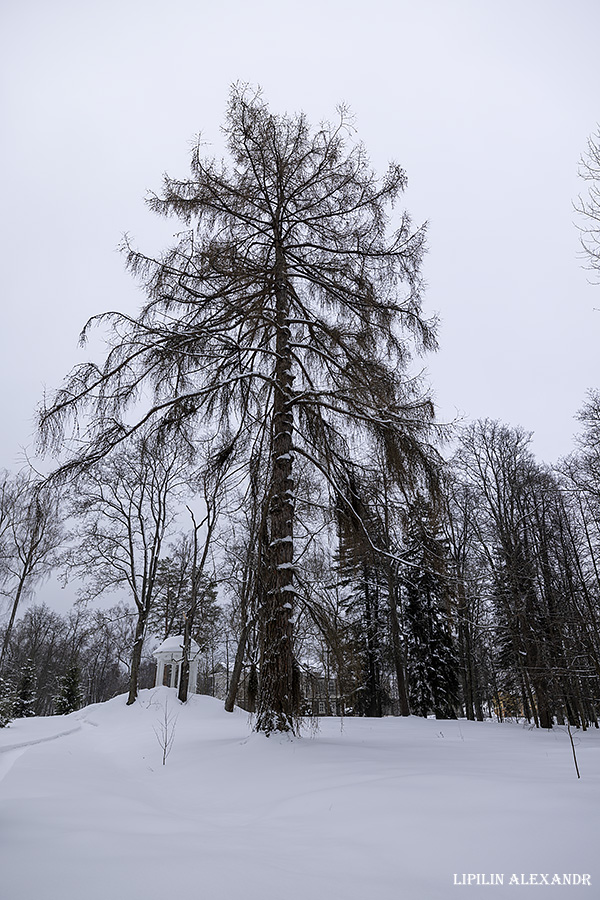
[403,498,459,719]
[54,662,83,715]
[12,660,37,718]
[341,564,388,717]
[336,472,389,717]
[147,550,194,641]
[0,675,15,727]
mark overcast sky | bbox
[1,0,599,475]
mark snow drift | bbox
[1,687,598,899]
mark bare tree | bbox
[0,473,63,672]
[40,86,438,733]
[442,474,488,721]
[575,127,600,280]
[1,601,146,713]
[452,420,600,729]
[0,473,14,578]
[64,434,190,704]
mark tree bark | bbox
[126,608,148,705]
[363,566,382,717]
[256,247,296,734]
[178,608,193,702]
[0,572,28,672]
[225,622,249,712]
[387,568,410,716]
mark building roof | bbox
[153,635,201,657]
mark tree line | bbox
[1,87,599,734]
[3,408,600,731]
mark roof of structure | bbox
[153,635,201,657]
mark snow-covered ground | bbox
[1,687,598,899]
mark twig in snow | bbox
[153,698,178,766]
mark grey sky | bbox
[1,0,599,473]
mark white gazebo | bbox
[153,635,201,696]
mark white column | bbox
[190,659,198,695]
[155,659,164,688]
[170,659,177,688]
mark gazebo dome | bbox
[153,636,201,657]
[153,635,201,695]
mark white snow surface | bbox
[0,687,598,899]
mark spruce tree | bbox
[12,660,37,718]
[336,475,386,717]
[54,662,83,715]
[0,675,15,727]
[403,498,459,719]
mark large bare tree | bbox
[40,86,438,733]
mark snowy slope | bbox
[1,687,598,900]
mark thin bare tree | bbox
[0,473,63,672]
[575,127,600,280]
[64,433,191,704]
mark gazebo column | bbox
[155,660,165,688]
[170,662,177,688]
[190,658,199,696]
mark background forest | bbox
[1,93,600,736]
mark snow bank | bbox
[0,687,598,899]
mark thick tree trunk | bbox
[530,674,553,729]
[473,671,485,721]
[178,608,194,702]
[256,252,297,735]
[126,608,147,705]
[521,623,553,729]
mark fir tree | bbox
[337,472,388,717]
[54,662,83,715]
[0,675,15,727]
[12,660,37,718]
[403,498,459,719]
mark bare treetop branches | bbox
[39,86,435,468]
[576,127,600,281]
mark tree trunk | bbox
[126,608,147,705]
[256,252,296,735]
[0,573,27,672]
[178,607,193,702]
[387,573,409,716]
[456,590,475,720]
[225,622,249,712]
[362,566,382,717]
